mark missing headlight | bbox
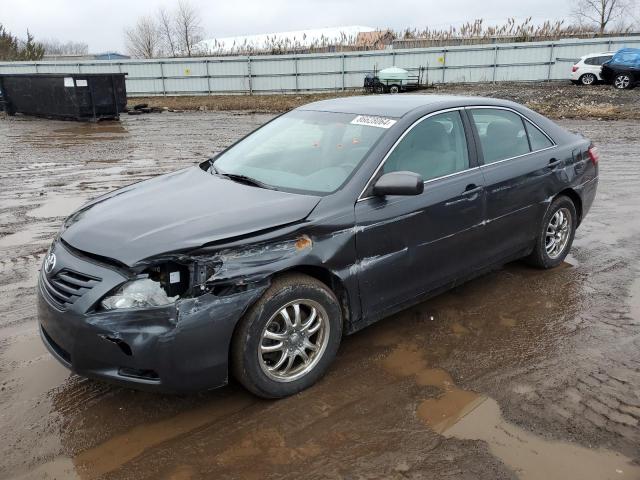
[146,261,190,297]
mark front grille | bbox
[41,268,101,310]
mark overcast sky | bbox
[3,0,574,53]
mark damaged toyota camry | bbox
[38,95,599,398]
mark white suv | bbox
[571,52,615,85]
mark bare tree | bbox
[41,39,89,56]
[174,0,202,56]
[124,16,160,58]
[572,0,636,33]
[157,6,177,57]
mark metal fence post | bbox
[206,60,212,95]
[247,56,252,95]
[441,50,446,84]
[159,62,166,96]
[294,55,299,92]
[492,45,498,82]
[342,54,345,91]
[547,43,555,81]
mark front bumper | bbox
[37,241,267,393]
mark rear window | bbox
[470,109,554,164]
[470,109,529,164]
[586,55,613,65]
[525,121,553,151]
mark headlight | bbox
[101,278,178,310]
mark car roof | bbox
[582,52,616,58]
[297,94,514,118]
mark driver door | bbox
[354,109,486,323]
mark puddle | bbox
[214,428,323,467]
[443,397,640,480]
[27,194,88,218]
[71,394,255,477]
[383,344,640,480]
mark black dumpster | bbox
[0,73,127,121]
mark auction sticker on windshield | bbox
[351,115,397,129]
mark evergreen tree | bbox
[0,24,45,61]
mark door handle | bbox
[548,158,561,169]
[463,184,483,195]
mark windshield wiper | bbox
[209,162,276,190]
[216,171,276,191]
[224,173,276,190]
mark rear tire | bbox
[579,73,597,85]
[231,274,343,398]
[527,196,577,269]
[389,84,400,94]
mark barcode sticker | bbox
[76,79,88,87]
[63,77,74,87]
[169,271,181,284]
[351,115,397,129]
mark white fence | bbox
[1,36,639,96]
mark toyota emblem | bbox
[44,253,57,274]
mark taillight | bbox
[587,145,599,165]
[572,65,579,72]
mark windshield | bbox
[212,110,390,194]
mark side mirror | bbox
[372,171,424,196]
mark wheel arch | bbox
[279,265,352,333]
[556,188,583,225]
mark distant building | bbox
[196,26,377,55]
[42,52,130,62]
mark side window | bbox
[599,55,613,64]
[584,57,597,65]
[383,111,469,182]
[470,109,530,164]
[525,121,553,151]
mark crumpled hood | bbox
[61,166,320,266]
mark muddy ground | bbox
[0,109,639,480]
[128,81,640,120]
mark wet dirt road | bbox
[0,112,639,480]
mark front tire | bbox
[389,84,400,94]
[527,196,577,269]
[614,73,634,89]
[231,274,343,398]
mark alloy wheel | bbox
[258,300,330,382]
[614,75,631,89]
[581,74,596,85]
[545,207,572,259]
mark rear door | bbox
[467,107,558,264]
[354,109,486,322]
